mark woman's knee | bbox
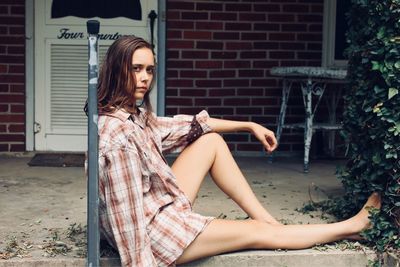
[195,132,226,147]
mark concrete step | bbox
[0,250,397,267]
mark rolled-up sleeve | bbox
[155,110,213,154]
[104,148,156,267]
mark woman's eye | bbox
[146,68,154,74]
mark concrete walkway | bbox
[0,154,395,266]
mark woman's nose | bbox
[140,71,149,82]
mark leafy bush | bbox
[337,0,400,252]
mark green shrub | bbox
[337,0,400,252]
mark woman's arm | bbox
[206,117,278,153]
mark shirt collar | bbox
[101,108,146,129]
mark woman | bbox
[96,36,381,267]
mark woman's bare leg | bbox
[171,133,280,224]
[176,193,381,264]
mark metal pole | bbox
[86,20,100,267]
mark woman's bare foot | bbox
[347,192,382,238]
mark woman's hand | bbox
[250,123,278,153]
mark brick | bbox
[311,5,324,13]
[0,94,24,103]
[196,3,223,11]
[196,21,223,30]
[282,24,308,32]
[196,41,223,50]
[211,51,237,59]
[195,98,221,106]
[222,115,249,122]
[0,26,7,34]
[269,51,295,59]
[307,43,322,50]
[0,64,6,73]
[9,84,24,92]
[0,124,6,132]
[241,32,266,40]
[8,124,24,132]
[251,98,277,105]
[237,144,262,152]
[253,23,280,31]
[210,12,237,21]
[0,104,8,112]
[237,107,262,114]
[252,116,274,124]
[10,143,25,151]
[268,14,295,22]
[7,46,24,54]
[196,61,223,69]
[0,6,8,14]
[225,23,251,31]
[10,6,24,15]
[283,4,309,12]
[224,60,251,69]
[213,32,239,40]
[297,33,322,41]
[240,51,266,59]
[253,60,279,68]
[180,70,207,78]
[279,60,307,67]
[167,11,180,20]
[167,40,194,49]
[209,88,235,97]
[0,45,6,53]
[195,80,222,88]
[166,79,193,87]
[263,107,280,115]
[165,107,178,115]
[180,89,206,97]
[0,74,24,83]
[223,133,248,142]
[237,88,264,97]
[181,50,208,59]
[181,12,208,20]
[179,107,206,115]
[226,3,251,12]
[251,79,277,87]
[167,51,179,59]
[0,134,24,142]
[208,107,234,115]
[10,104,24,112]
[0,36,24,45]
[309,24,322,32]
[239,13,266,21]
[0,0,24,5]
[0,16,24,25]
[226,42,253,50]
[210,70,236,78]
[167,30,182,39]
[298,51,321,59]
[0,143,8,151]
[167,21,194,30]
[224,98,250,106]
[224,79,249,87]
[253,4,280,12]
[184,31,211,40]
[168,1,194,10]
[269,33,296,41]
[253,42,279,50]
[8,65,24,74]
[165,88,178,96]
[0,84,8,92]
[280,42,306,50]
[166,97,193,106]
[298,14,322,23]
[0,55,24,63]
[168,60,193,69]
[238,69,264,77]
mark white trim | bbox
[25,0,34,151]
[157,0,166,116]
[322,0,347,68]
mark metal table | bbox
[270,66,348,172]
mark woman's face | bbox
[131,47,155,100]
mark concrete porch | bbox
[0,154,396,266]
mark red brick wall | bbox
[0,0,25,152]
[166,0,324,154]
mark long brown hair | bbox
[97,35,155,118]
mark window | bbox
[322,0,351,68]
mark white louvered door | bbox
[34,0,157,151]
